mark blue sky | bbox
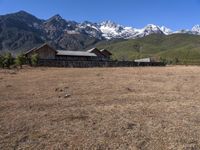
[0,0,200,30]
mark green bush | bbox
[2,53,14,68]
[159,57,168,65]
[173,57,179,65]
[31,53,39,66]
[15,54,26,68]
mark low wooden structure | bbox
[38,59,165,68]
[100,49,112,60]
[55,50,97,61]
[25,44,112,61]
[25,43,165,67]
[25,44,56,59]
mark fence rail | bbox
[38,59,166,68]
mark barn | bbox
[25,44,56,60]
[25,44,112,61]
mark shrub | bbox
[159,57,168,65]
[0,55,3,68]
[2,53,14,68]
[15,53,26,68]
[173,57,179,65]
[31,53,39,66]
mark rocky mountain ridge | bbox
[1,11,200,53]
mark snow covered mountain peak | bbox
[99,20,126,39]
[192,25,200,33]
[145,24,159,28]
[96,22,175,39]
[136,24,163,37]
[100,20,121,28]
[43,16,200,40]
[160,26,173,35]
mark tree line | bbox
[0,53,39,69]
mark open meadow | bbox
[1,66,200,149]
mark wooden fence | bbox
[38,59,166,68]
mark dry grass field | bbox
[1,66,200,150]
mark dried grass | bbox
[1,66,200,149]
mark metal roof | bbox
[56,50,97,57]
[25,44,101,57]
[100,49,112,55]
[24,43,56,55]
[87,48,99,53]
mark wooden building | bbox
[100,49,112,60]
[56,50,97,61]
[25,44,112,61]
[25,44,56,59]
[24,44,166,67]
[87,48,108,61]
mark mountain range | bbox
[1,11,200,57]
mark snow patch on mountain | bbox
[192,25,200,35]
[160,26,173,35]
[41,13,200,40]
[98,22,174,39]
[99,21,127,39]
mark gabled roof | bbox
[24,47,37,55]
[56,50,97,57]
[87,48,100,53]
[25,45,111,57]
[87,47,107,57]
[25,43,56,55]
[100,49,112,55]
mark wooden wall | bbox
[27,45,56,59]
[89,49,108,61]
[55,55,97,61]
[38,60,166,68]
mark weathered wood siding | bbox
[55,55,98,61]
[27,45,56,59]
[38,60,166,68]
[89,49,108,61]
[100,50,112,60]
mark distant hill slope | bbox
[96,34,200,64]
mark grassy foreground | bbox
[1,66,200,149]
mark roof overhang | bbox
[100,49,112,55]
[25,43,56,55]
